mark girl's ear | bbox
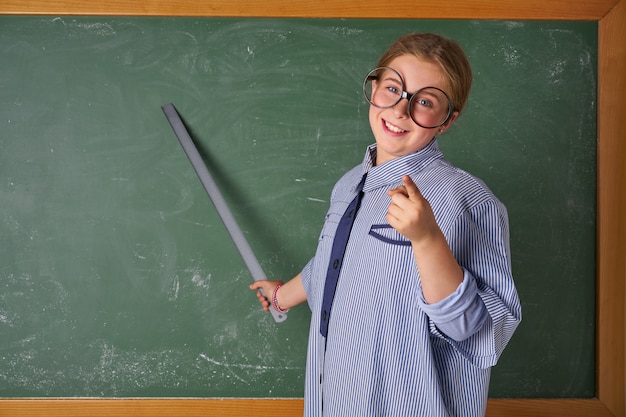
[439,111,459,135]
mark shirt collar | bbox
[361,139,444,192]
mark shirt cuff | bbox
[419,268,488,341]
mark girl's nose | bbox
[392,97,410,119]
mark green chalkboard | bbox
[0,17,597,398]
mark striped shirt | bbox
[300,139,522,417]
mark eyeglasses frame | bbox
[363,66,455,129]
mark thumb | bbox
[249,280,282,293]
[249,281,270,292]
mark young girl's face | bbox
[369,54,458,165]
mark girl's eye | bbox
[416,98,433,108]
[380,78,402,95]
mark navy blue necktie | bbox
[320,173,367,338]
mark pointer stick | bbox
[162,103,287,323]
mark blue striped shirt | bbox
[300,139,522,417]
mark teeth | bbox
[385,120,406,133]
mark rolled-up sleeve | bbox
[419,269,488,342]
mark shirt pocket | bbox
[368,224,411,246]
[318,211,342,241]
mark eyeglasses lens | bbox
[409,87,451,129]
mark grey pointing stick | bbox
[162,103,287,323]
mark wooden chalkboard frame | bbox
[0,1,624,416]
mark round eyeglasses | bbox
[363,67,454,129]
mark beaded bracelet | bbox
[272,284,289,314]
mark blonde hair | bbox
[376,33,473,113]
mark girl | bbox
[251,33,521,417]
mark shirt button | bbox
[322,310,327,321]
[333,259,339,269]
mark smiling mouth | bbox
[384,120,407,134]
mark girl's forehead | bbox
[387,55,449,91]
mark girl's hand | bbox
[249,280,283,312]
[386,175,440,246]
